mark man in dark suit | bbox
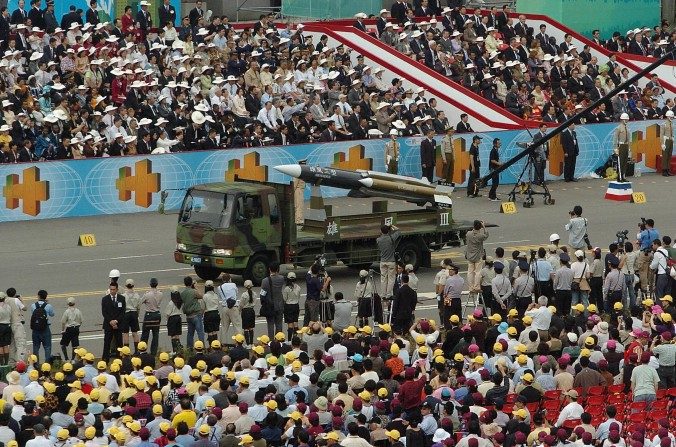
[10,0,28,24]
[27,0,43,29]
[627,35,645,55]
[390,0,408,25]
[136,1,152,37]
[188,0,204,28]
[391,274,417,333]
[561,123,579,182]
[376,10,388,36]
[456,113,473,133]
[496,5,509,33]
[353,13,367,32]
[0,8,10,50]
[420,128,436,182]
[85,0,99,25]
[158,0,176,27]
[101,282,126,361]
[320,121,337,142]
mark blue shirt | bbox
[284,385,308,404]
[532,259,553,281]
[639,228,660,251]
[30,300,55,327]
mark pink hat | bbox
[468,344,480,353]
[651,305,663,315]
[538,355,548,364]
[472,309,483,318]
[607,340,617,349]
[420,320,431,332]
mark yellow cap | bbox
[662,313,673,322]
[131,357,142,367]
[489,314,502,322]
[29,354,37,363]
[153,404,163,415]
[44,382,56,394]
[115,432,126,443]
[378,323,392,332]
[239,435,254,445]
[110,363,120,373]
[415,335,425,345]
[514,409,528,419]
[29,370,39,381]
[516,344,527,353]
[325,432,340,441]
[580,348,591,357]
[54,372,65,381]
[522,373,534,383]
[41,363,51,372]
[614,302,624,310]
[386,430,401,440]
[97,360,107,370]
[449,315,460,324]
[253,345,265,355]
[62,362,73,372]
[84,353,95,362]
[147,376,157,386]
[226,371,236,380]
[196,360,207,371]
[584,336,595,346]
[117,346,131,356]
[211,367,222,376]
[122,415,133,424]
[198,424,210,436]
[190,369,201,379]
[159,422,171,434]
[274,332,286,341]
[522,315,533,325]
[573,304,585,312]
[418,346,429,355]
[264,400,278,410]
[85,427,96,440]
[267,356,278,366]
[433,348,444,357]
[472,356,485,365]
[291,360,302,370]
[69,381,81,389]
[660,295,673,303]
[517,354,528,364]
[159,352,170,362]
[493,342,503,353]
[11,393,23,404]
[454,353,464,362]
[90,389,100,401]
[75,368,86,378]
[507,326,517,336]
[256,335,270,344]
[587,304,598,313]
[324,327,334,335]
[507,309,518,317]
[96,374,107,384]
[57,429,69,440]
[239,376,250,385]
[170,374,183,385]
[642,299,654,307]
[435,355,445,364]
[378,388,388,398]
[344,326,358,334]
[109,427,120,437]
[136,341,147,351]
[135,380,146,390]
[143,366,153,374]
[74,347,87,357]
[211,340,221,349]
[358,390,371,400]
[194,340,204,350]
[284,352,296,363]
[152,390,162,403]
[7,441,17,447]
[202,374,213,384]
[289,411,303,421]
[232,334,246,343]
[174,357,185,368]
[390,344,400,355]
[35,395,45,404]
[128,421,141,433]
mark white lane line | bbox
[484,239,530,245]
[38,254,165,266]
[122,267,193,275]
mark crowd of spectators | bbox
[373,4,673,124]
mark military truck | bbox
[174,181,476,285]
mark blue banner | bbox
[0,120,665,222]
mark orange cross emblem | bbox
[435,138,471,184]
[225,151,268,182]
[115,159,161,208]
[3,166,50,216]
[547,134,564,177]
[631,124,661,170]
[332,145,373,170]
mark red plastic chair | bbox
[587,385,605,396]
[607,384,624,394]
[627,412,644,424]
[545,411,560,424]
[650,409,668,421]
[613,404,625,416]
[526,401,540,413]
[505,393,518,403]
[573,387,586,402]
[563,418,582,430]
[542,400,561,412]
[667,387,676,397]
[586,395,605,406]
[543,389,562,400]
[655,389,667,399]
[651,399,669,411]
[591,415,604,427]
[503,403,514,414]
[586,405,605,417]
[628,401,648,414]
[607,394,625,405]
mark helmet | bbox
[620,113,629,120]
[109,269,120,278]
[549,233,560,242]
[667,111,674,118]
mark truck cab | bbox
[174,182,292,284]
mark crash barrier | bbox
[0,119,665,222]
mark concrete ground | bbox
[3,174,674,357]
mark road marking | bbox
[38,254,164,266]
[485,239,530,245]
[122,267,193,275]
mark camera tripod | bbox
[507,152,555,208]
[356,270,386,327]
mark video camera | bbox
[616,230,629,247]
[530,249,537,260]
[314,254,327,278]
[638,217,647,232]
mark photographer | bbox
[637,219,660,252]
[532,247,554,301]
[466,220,489,297]
[377,224,401,300]
[304,260,331,326]
[650,239,671,300]
[619,242,639,309]
[636,219,660,295]
[565,205,590,250]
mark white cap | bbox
[549,233,560,242]
[620,113,629,120]
[666,111,674,118]
[389,129,398,135]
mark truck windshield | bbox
[179,191,232,228]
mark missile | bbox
[274,164,453,207]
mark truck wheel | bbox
[244,254,269,287]
[397,240,423,271]
[194,266,221,281]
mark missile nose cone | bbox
[358,178,374,188]
[274,164,302,178]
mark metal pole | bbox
[476,49,676,190]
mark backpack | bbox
[30,301,48,331]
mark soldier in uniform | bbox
[434,259,451,327]
[532,123,548,185]
[121,279,141,351]
[293,159,306,225]
[614,113,630,182]
[440,126,455,184]
[661,110,673,176]
[384,129,400,174]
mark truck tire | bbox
[244,254,269,286]
[194,265,222,281]
[397,240,423,271]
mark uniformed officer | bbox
[122,279,141,350]
[661,110,674,176]
[434,259,451,327]
[59,297,82,361]
[293,159,306,225]
[440,126,455,184]
[140,278,163,356]
[532,123,548,185]
[202,280,221,343]
[614,113,630,182]
[513,260,535,316]
[385,129,400,174]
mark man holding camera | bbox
[466,220,489,299]
[636,219,660,295]
[377,224,401,300]
[304,262,331,326]
[565,205,589,250]
[650,239,671,300]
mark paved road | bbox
[3,175,674,356]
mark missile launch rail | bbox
[174,180,480,285]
